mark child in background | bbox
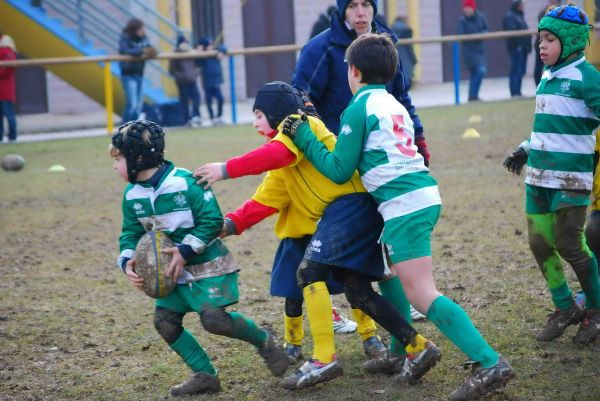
[284,33,514,400]
[111,120,288,396]
[196,37,225,126]
[504,5,600,345]
[194,82,441,389]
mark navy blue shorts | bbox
[270,235,345,300]
[305,193,385,281]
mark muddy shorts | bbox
[525,184,590,214]
[271,236,344,299]
[381,205,441,264]
[304,192,386,281]
[156,272,239,313]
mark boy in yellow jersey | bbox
[195,82,440,389]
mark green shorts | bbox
[156,272,239,314]
[525,184,590,214]
[382,205,441,264]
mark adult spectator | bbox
[196,37,226,126]
[169,34,202,127]
[309,5,337,39]
[391,16,417,85]
[292,0,429,166]
[533,0,561,86]
[118,18,157,123]
[0,28,17,143]
[503,0,532,97]
[457,0,489,102]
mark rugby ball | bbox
[1,154,25,172]
[134,231,177,298]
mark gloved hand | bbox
[415,136,430,167]
[281,112,308,140]
[503,147,529,175]
[220,217,237,238]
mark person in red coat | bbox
[0,29,17,142]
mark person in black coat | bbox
[457,0,489,102]
[309,6,337,39]
[533,0,561,86]
[391,16,417,85]
[503,0,532,97]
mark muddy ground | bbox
[1,99,598,401]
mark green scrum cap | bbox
[538,5,590,63]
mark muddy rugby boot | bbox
[283,343,303,364]
[280,357,343,389]
[170,372,221,396]
[257,327,289,377]
[362,335,387,358]
[535,303,584,341]
[573,309,600,344]
[393,340,441,385]
[448,355,515,401]
[362,349,406,375]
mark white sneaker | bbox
[332,308,357,334]
[189,116,204,128]
[410,305,426,321]
[280,358,343,389]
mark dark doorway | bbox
[191,0,223,46]
[14,54,48,115]
[242,0,296,97]
[441,0,520,81]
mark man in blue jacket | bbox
[292,0,430,166]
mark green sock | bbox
[227,311,268,347]
[170,329,216,375]
[379,276,410,356]
[427,296,498,369]
[580,253,600,309]
[550,281,574,310]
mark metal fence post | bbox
[229,54,237,124]
[104,62,114,134]
[452,41,460,105]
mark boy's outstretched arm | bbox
[503,140,530,175]
[282,113,363,184]
[194,141,296,188]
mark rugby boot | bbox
[258,327,289,377]
[332,308,357,334]
[448,355,515,401]
[283,343,303,364]
[280,357,343,389]
[170,372,221,396]
[362,335,387,358]
[572,309,600,344]
[393,340,441,385]
[535,303,584,341]
[362,349,405,375]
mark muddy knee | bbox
[154,307,184,344]
[297,260,330,289]
[200,308,234,336]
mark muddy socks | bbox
[427,295,498,368]
[284,313,304,346]
[351,308,377,341]
[303,282,336,363]
[170,329,216,375]
[379,276,411,356]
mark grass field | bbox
[1,98,599,401]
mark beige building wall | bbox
[221,0,247,102]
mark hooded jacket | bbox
[292,11,423,138]
[457,10,489,69]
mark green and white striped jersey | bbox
[525,55,600,191]
[294,84,441,221]
[118,162,235,283]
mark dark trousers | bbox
[0,100,17,142]
[177,82,201,122]
[468,64,486,100]
[205,85,223,119]
[508,49,528,96]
